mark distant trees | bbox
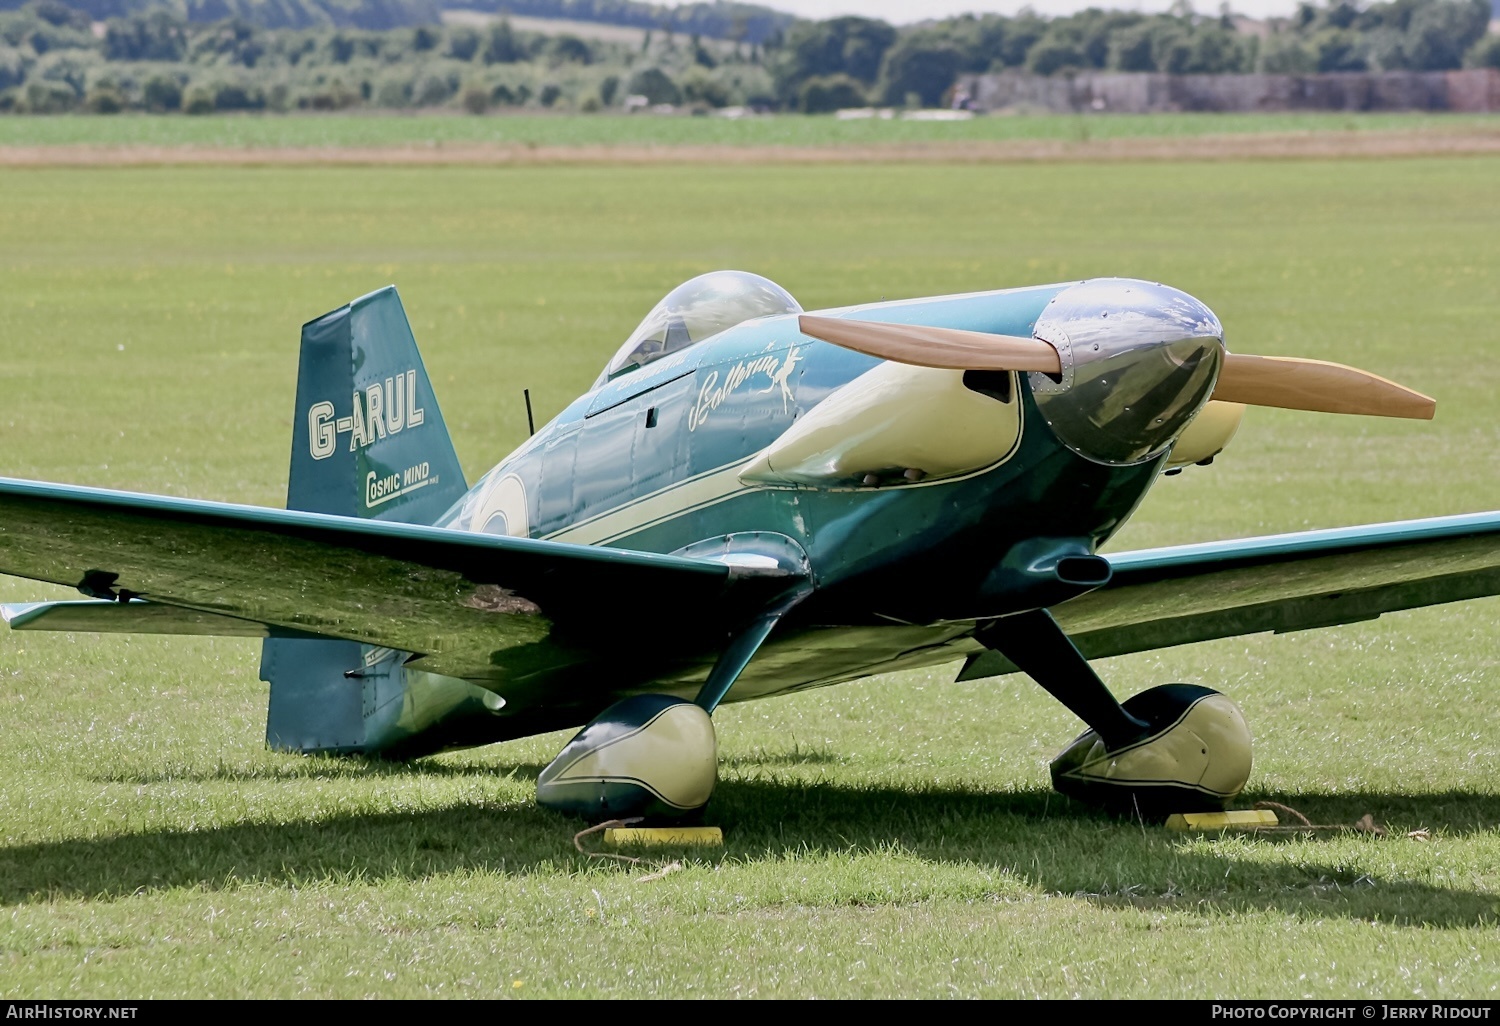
[0,0,801,41]
[626,64,678,104]
[141,69,180,107]
[0,45,25,88]
[0,0,1494,115]
[441,0,794,45]
[878,33,962,106]
[1259,0,1491,72]
[480,19,523,63]
[444,24,477,60]
[103,11,187,60]
[770,16,895,108]
[796,72,863,112]
[547,33,592,64]
[752,6,1265,110]
[1468,33,1500,68]
[1391,0,1491,68]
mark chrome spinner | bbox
[1027,278,1224,466]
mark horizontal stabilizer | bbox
[1,600,330,639]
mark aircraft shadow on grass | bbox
[12,767,1500,928]
[87,759,531,786]
[87,745,847,785]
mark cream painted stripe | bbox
[539,458,740,540]
[545,460,754,546]
[593,484,749,546]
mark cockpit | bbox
[600,271,802,383]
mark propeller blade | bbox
[798,315,1062,374]
[1212,353,1435,420]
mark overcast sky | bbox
[763,1,1303,22]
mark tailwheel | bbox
[1049,684,1253,820]
[537,695,717,824]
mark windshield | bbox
[602,271,802,382]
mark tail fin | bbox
[287,285,467,523]
[265,286,473,755]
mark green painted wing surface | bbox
[960,511,1500,681]
[0,477,784,684]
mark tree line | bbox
[779,1,1497,111]
[0,0,797,38]
[1,0,1496,115]
[448,1,793,44]
[0,0,444,30]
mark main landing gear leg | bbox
[976,609,1150,751]
[536,598,802,824]
[975,609,1253,818]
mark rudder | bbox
[287,285,467,522]
[264,286,472,755]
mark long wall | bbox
[959,69,1500,114]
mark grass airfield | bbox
[1,134,1499,997]
[3,110,1498,149]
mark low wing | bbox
[959,511,1500,680]
[0,477,790,684]
[1,599,329,638]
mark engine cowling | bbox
[1164,400,1246,471]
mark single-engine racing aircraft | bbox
[2,273,1496,821]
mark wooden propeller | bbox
[798,315,1435,421]
[797,315,1062,374]
[1211,353,1435,420]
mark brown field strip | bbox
[4,127,1500,166]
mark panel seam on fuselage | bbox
[542,458,752,545]
[542,376,1027,549]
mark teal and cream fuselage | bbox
[452,281,1150,597]
[362,280,1186,756]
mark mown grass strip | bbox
[0,157,1495,997]
[0,110,1497,149]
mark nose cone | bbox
[1029,279,1223,466]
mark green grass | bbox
[1,110,1497,149]
[0,158,1498,998]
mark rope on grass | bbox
[1252,801,1389,837]
[573,818,646,864]
[571,818,688,881]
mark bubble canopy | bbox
[602,271,802,382]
